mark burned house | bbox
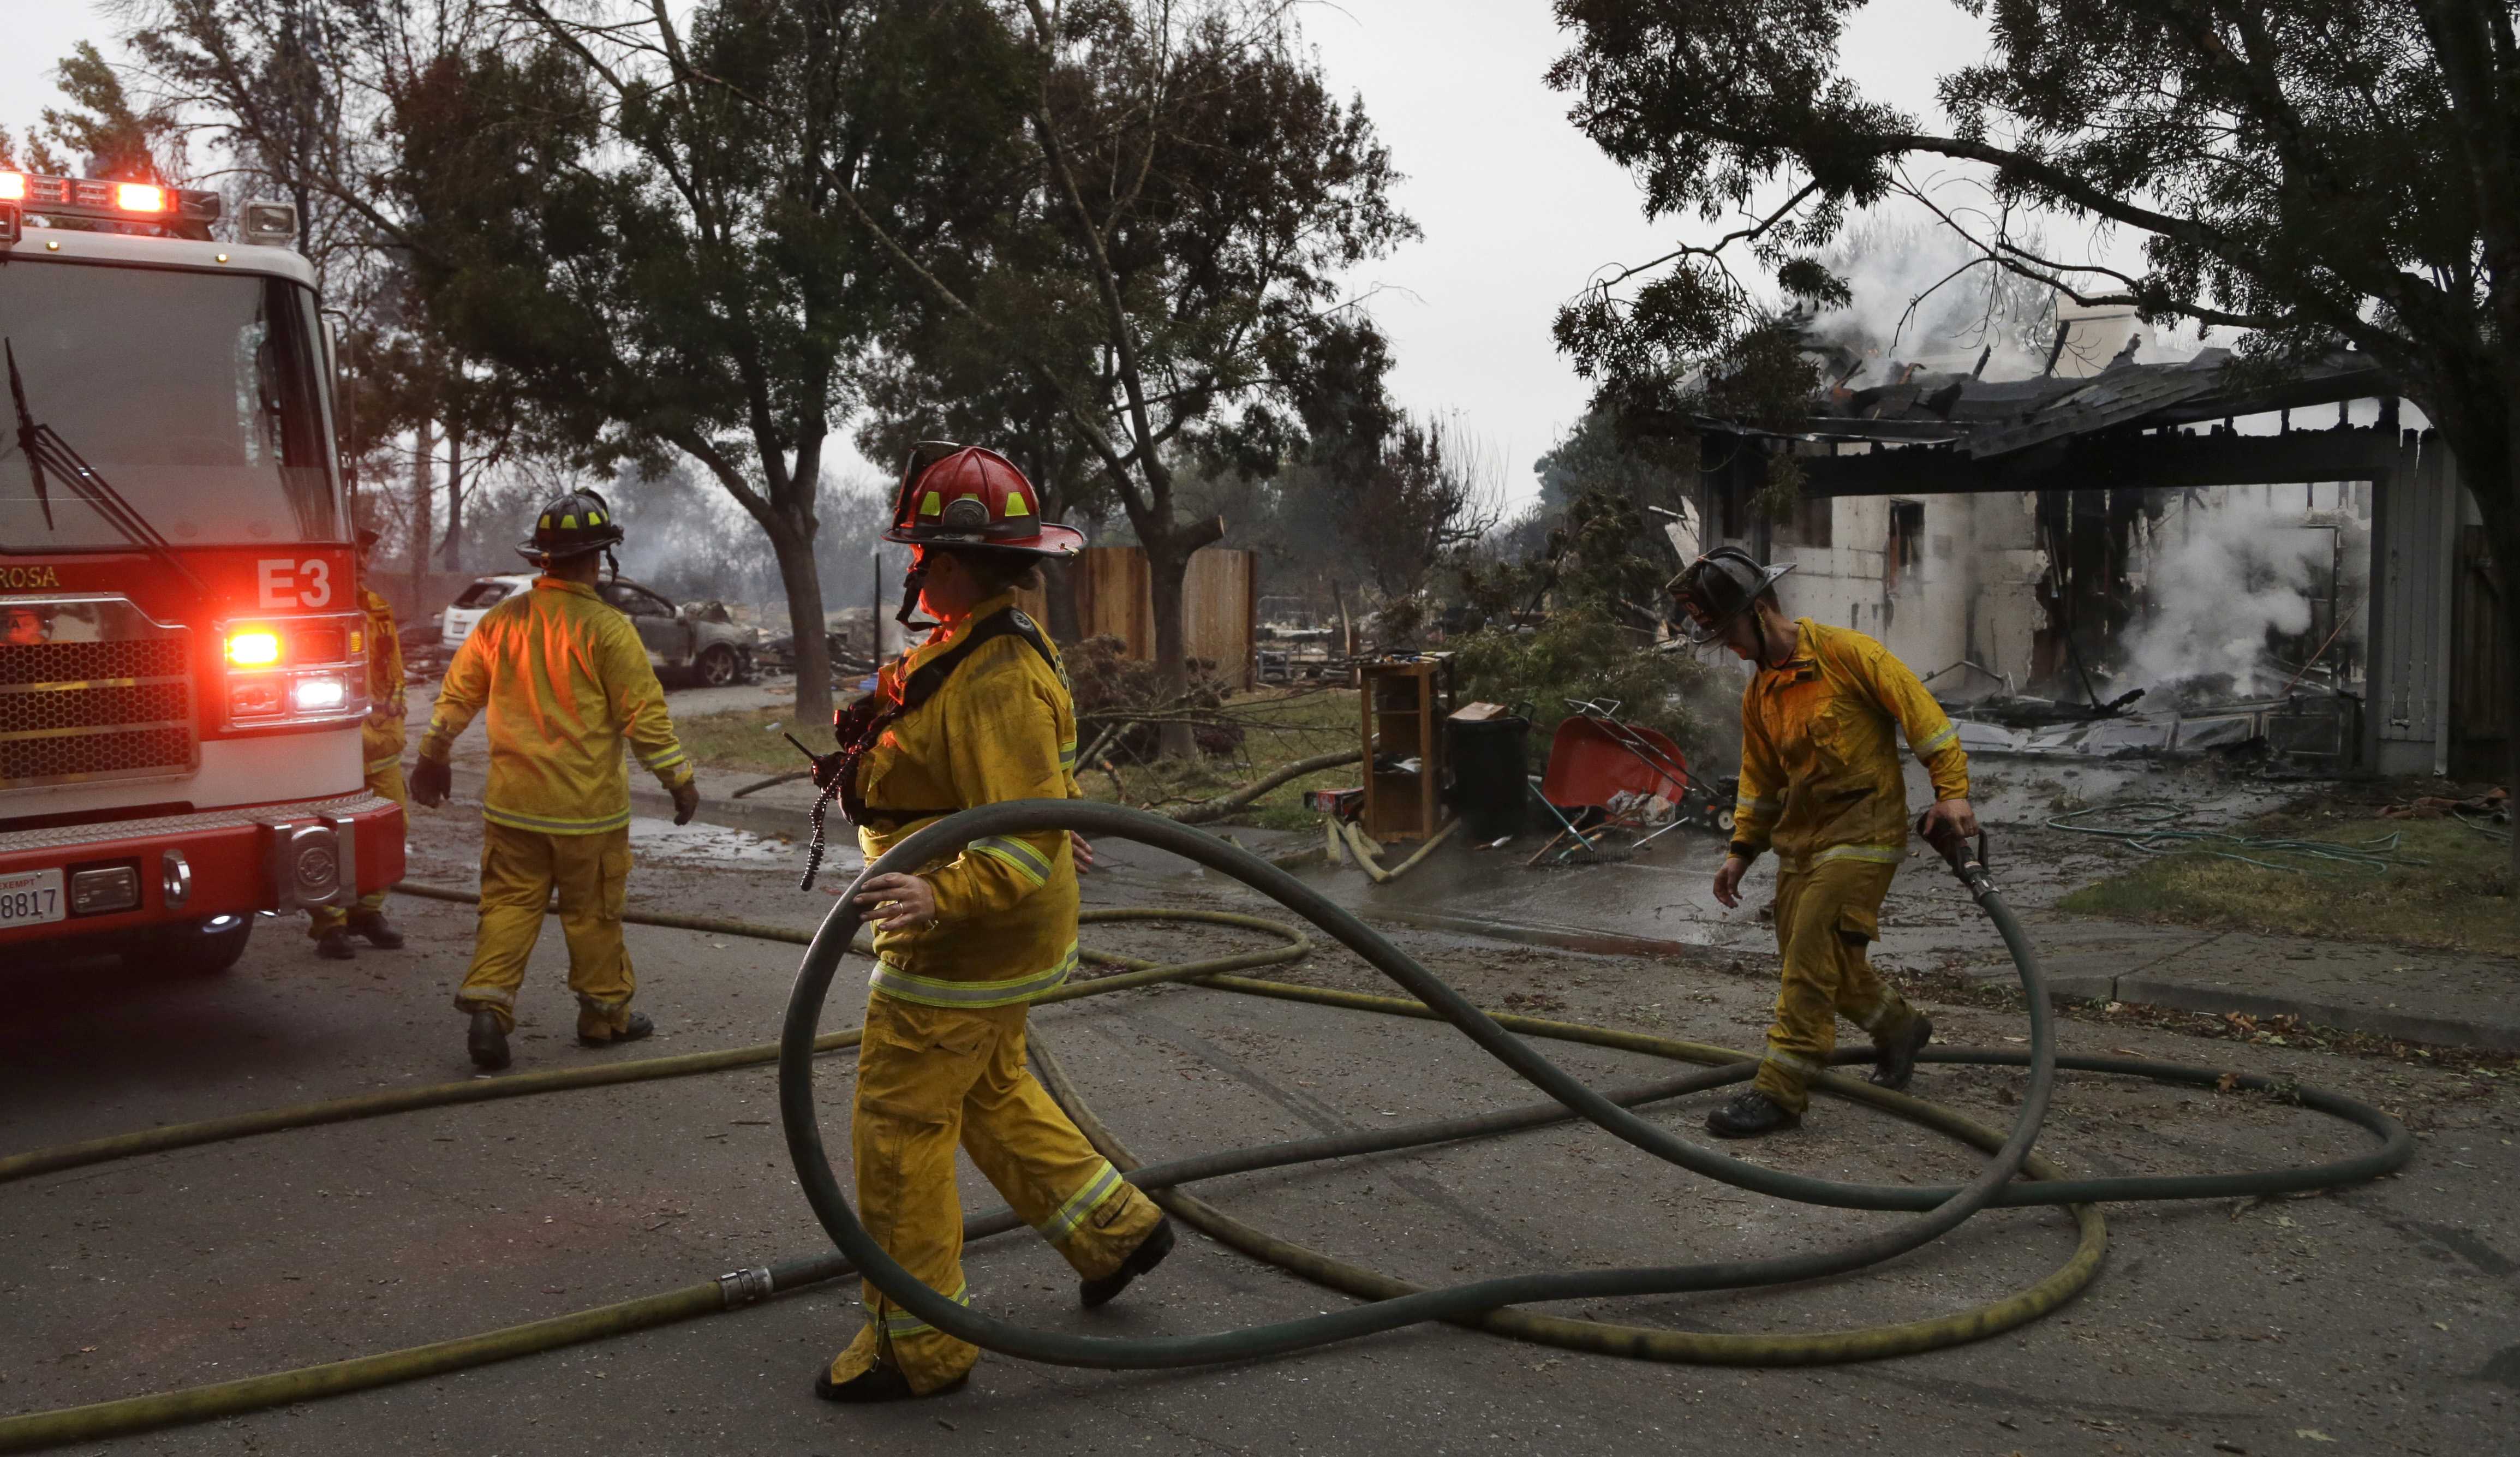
[1688,307,2506,778]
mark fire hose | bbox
[0,805,2411,1450]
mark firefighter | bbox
[408,489,701,1072]
[1670,547,1978,1139]
[311,529,409,959]
[804,444,1169,1405]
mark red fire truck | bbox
[0,172,404,973]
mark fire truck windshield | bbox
[0,259,341,551]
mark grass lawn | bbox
[674,686,1364,831]
[2057,805,2518,958]
[1076,686,1360,831]
[674,705,825,776]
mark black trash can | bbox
[1444,706,1532,841]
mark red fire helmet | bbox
[881,443,1084,558]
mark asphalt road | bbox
[2,802,2513,1455]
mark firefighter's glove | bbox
[671,780,701,826]
[808,750,851,791]
[1920,796,1980,846]
[410,756,452,809]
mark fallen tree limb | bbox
[1168,748,1363,825]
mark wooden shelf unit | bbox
[1357,656,1453,843]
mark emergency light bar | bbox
[0,170,220,242]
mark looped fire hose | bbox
[772,799,2404,1370]
[0,810,2414,1450]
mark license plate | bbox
[0,867,64,929]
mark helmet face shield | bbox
[890,440,968,528]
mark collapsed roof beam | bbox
[1790,423,2408,499]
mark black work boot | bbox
[348,910,404,950]
[576,1011,655,1048]
[1080,1216,1175,1309]
[467,1009,511,1071]
[1869,1014,1934,1091]
[313,925,356,960]
[1705,1090,1800,1139]
[813,1362,966,1404]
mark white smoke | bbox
[2119,493,2334,696]
[1807,212,2061,384]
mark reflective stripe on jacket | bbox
[417,577,694,835]
[1731,618,1968,869]
[856,593,1080,1004]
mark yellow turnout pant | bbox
[1752,855,1918,1114]
[828,990,1164,1395]
[453,821,636,1038]
[307,749,408,935]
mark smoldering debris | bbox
[1951,691,2357,772]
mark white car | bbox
[439,574,755,686]
[439,574,536,650]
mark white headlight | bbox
[292,675,348,711]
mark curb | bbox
[1956,959,2520,1053]
[2111,975,2520,1053]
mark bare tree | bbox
[816,0,1413,754]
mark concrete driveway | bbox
[2,799,2512,1455]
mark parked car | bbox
[439,574,534,651]
[439,574,756,687]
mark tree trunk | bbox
[2475,438,2520,882]
[768,515,835,730]
[2431,404,2520,880]
[1143,533,1196,759]
[870,546,886,662]
[2500,531,2519,883]
[438,426,464,572]
[408,417,437,604]
[1041,554,1082,642]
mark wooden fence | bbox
[2453,525,2510,781]
[1019,546,1257,688]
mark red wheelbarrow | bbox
[1527,701,1735,863]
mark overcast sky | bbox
[4,1,2022,506]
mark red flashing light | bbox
[226,629,283,667]
[0,171,219,230]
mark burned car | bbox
[439,574,757,687]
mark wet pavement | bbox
[423,695,2520,1054]
[1,796,2513,1454]
[1120,755,2520,1055]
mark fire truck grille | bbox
[0,636,198,788]
[0,680,190,733]
[0,638,190,686]
[2,726,195,784]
